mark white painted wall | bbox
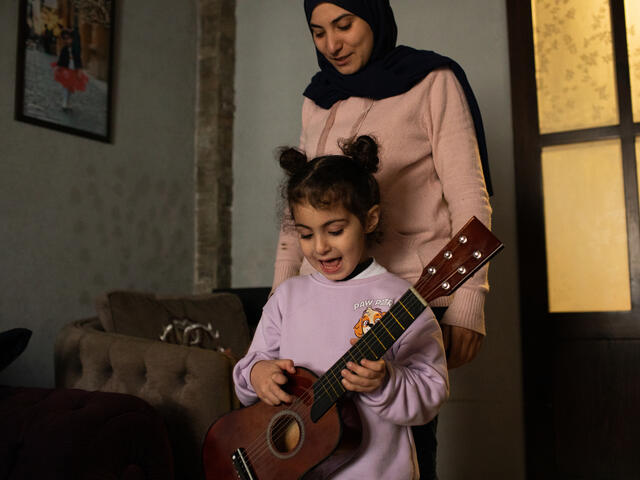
[233,1,524,478]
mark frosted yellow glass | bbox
[626,0,640,122]
[542,140,631,312]
[532,0,619,133]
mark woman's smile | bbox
[332,53,353,66]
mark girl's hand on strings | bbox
[250,359,296,405]
[341,337,388,393]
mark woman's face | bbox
[309,3,374,75]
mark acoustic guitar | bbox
[202,216,503,479]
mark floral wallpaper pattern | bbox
[532,0,619,133]
[626,0,640,122]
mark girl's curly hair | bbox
[278,135,382,243]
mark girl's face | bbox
[292,201,379,281]
[309,3,374,75]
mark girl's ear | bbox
[364,205,380,233]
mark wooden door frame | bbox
[506,2,551,476]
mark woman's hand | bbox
[250,359,296,406]
[441,324,484,369]
[341,338,388,393]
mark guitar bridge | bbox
[231,448,256,480]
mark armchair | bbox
[55,290,252,480]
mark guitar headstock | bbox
[413,217,503,303]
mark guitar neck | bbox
[310,288,427,422]
[309,216,503,423]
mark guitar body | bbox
[202,366,362,480]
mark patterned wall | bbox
[532,0,619,133]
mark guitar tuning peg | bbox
[457,266,467,274]
[441,282,451,290]
[473,251,482,259]
[444,251,452,259]
[427,266,436,275]
[458,235,468,244]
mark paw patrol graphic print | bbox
[352,297,394,338]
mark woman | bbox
[272,1,493,477]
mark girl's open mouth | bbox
[320,258,342,273]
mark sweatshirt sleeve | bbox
[425,68,493,335]
[358,309,449,426]
[233,294,284,406]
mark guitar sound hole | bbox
[267,410,304,459]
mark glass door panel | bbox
[626,0,640,122]
[532,0,619,133]
[542,139,631,312]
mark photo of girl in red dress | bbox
[15,0,114,142]
[51,28,89,111]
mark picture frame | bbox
[15,0,115,143]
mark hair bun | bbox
[278,147,308,175]
[340,135,379,174]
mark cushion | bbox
[0,386,173,479]
[96,291,251,357]
[0,328,32,372]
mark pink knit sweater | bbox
[273,68,492,334]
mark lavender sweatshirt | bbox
[234,261,449,479]
[273,68,493,335]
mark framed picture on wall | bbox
[14,0,115,143]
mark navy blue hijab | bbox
[303,0,493,195]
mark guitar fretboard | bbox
[310,288,426,422]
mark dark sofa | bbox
[0,386,174,480]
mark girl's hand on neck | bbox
[340,337,388,392]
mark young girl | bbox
[51,28,88,110]
[233,135,449,479]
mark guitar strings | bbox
[241,239,477,470]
